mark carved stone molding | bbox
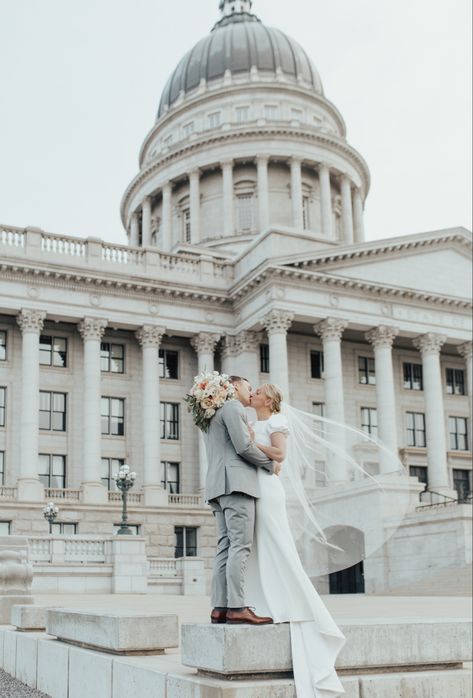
[314,317,348,342]
[413,332,447,356]
[16,309,46,334]
[220,334,240,359]
[365,325,399,349]
[136,325,166,349]
[78,317,108,342]
[458,341,473,361]
[236,330,262,353]
[191,332,221,356]
[262,309,294,335]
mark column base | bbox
[80,481,108,505]
[142,484,169,507]
[17,478,45,502]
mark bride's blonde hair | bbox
[260,383,283,413]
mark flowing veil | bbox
[278,403,416,578]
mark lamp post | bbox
[113,464,137,535]
[43,501,59,534]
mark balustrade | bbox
[0,486,17,499]
[44,488,81,502]
[148,557,178,577]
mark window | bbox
[260,344,270,374]
[0,387,5,426]
[403,362,423,390]
[183,208,191,243]
[291,108,303,122]
[159,349,179,379]
[0,521,10,535]
[208,111,221,129]
[235,106,249,123]
[161,402,180,440]
[113,524,141,535]
[101,343,125,373]
[446,369,465,396]
[0,331,7,361]
[409,465,428,491]
[39,335,67,367]
[183,121,194,138]
[38,454,66,488]
[161,461,180,493]
[406,412,426,447]
[101,397,125,436]
[302,195,310,230]
[312,402,325,437]
[39,392,67,431]
[175,526,197,557]
[0,451,4,485]
[101,457,124,490]
[310,350,324,379]
[359,357,376,385]
[51,522,77,535]
[449,416,469,451]
[264,105,278,121]
[453,469,472,502]
[237,194,254,231]
[361,407,378,436]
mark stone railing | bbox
[148,557,178,577]
[168,493,203,507]
[44,488,81,502]
[0,486,17,500]
[29,536,108,564]
[107,491,143,504]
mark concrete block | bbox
[69,646,113,698]
[112,658,166,698]
[15,632,40,687]
[358,668,472,697]
[3,629,17,675]
[47,608,179,654]
[37,639,70,698]
[11,604,47,630]
[0,595,33,624]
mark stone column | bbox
[161,182,172,251]
[340,174,354,244]
[352,188,365,243]
[413,333,452,494]
[458,341,472,429]
[142,196,152,248]
[319,163,333,238]
[221,335,239,377]
[191,333,221,491]
[366,326,399,470]
[78,317,108,504]
[234,331,261,389]
[16,309,47,501]
[314,318,349,481]
[221,160,234,237]
[136,325,168,507]
[261,310,294,401]
[130,212,139,247]
[257,155,270,231]
[290,158,304,230]
[189,169,201,244]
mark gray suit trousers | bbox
[210,493,255,609]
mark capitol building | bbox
[0,0,471,595]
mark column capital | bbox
[413,332,447,356]
[236,330,262,353]
[191,332,221,356]
[314,317,348,342]
[221,158,234,169]
[262,309,294,335]
[458,341,473,361]
[220,334,239,359]
[318,161,330,172]
[365,325,399,349]
[256,154,270,164]
[136,325,166,348]
[290,156,302,167]
[78,317,108,341]
[17,309,46,334]
[189,168,201,180]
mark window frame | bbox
[159,348,179,380]
[260,343,270,374]
[452,468,472,502]
[0,451,4,485]
[448,416,469,451]
[236,193,255,231]
[446,368,466,396]
[101,396,125,437]
[101,457,125,490]
[207,111,221,129]
[39,335,68,368]
[358,356,376,386]
[100,342,125,374]
[403,362,423,391]
[0,521,11,535]
[0,387,6,427]
[39,391,67,432]
[174,526,198,558]
[161,461,180,494]
[310,350,324,380]
[406,411,426,447]
[235,105,250,123]
[182,121,195,138]
[38,453,66,489]
[264,104,279,121]
[409,465,428,491]
[361,406,378,436]
[160,402,180,441]
[0,330,7,361]
[50,522,78,535]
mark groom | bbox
[205,375,275,625]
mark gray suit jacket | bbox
[204,399,274,502]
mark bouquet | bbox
[185,371,235,432]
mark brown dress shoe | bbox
[210,608,227,624]
[226,607,273,625]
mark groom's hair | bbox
[229,375,248,384]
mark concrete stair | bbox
[385,563,472,596]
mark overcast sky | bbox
[0,0,471,245]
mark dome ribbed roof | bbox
[157,10,323,119]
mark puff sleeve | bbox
[267,413,289,436]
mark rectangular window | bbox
[359,357,376,385]
[161,461,180,493]
[312,402,325,437]
[361,407,378,436]
[403,362,423,390]
[101,397,125,436]
[260,344,270,374]
[0,451,4,485]
[406,412,426,447]
[175,526,197,557]
[183,208,191,243]
[39,392,67,431]
[159,349,179,379]
[264,105,278,121]
[310,350,324,379]
[101,457,124,490]
[0,387,5,427]
[160,402,180,440]
[446,368,465,396]
[207,111,221,128]
[235,106,249,122]
[449,416,469,451]
[0,330,7,361]
[101,343,125,373]
[40,335,68,367]
[291,107,304,122]
[237,194,254,231]
[0,521,10,535]
[409,465,428,491]
[453,469,472,502]
[183,121,194,138]
[51,522,78,535]
[302,195,310,230]
[38,454,66,488]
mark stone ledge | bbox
[11,604,48,631]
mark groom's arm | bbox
[222,401,275,473]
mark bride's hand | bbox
[274,462,282,476]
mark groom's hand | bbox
[274,462,282,476]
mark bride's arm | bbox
[254,432,287,462]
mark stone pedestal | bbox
[111,536,148,594]
[142,484,169,507]
[0,536,34,623]
[11,604,48,631]
[176,557,206,596]
[17,477,45,502]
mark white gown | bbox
[245,413,346,697]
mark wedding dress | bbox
[245,413,346,697]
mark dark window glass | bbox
[159,349,179,379]
[38,454,66,488]
[39,392,66,431]
[40,336,68,367]
[409,465,428,491]
[406,412,426,447]
[175,526,197,558]
[101,343,125,373]
[403,363,423,390]
[101,397,125,435]
[446,368,465,396]
[0,387,5,427]
[0,451,4,485]
[0,331,7,361]
[358,357,376,385]
[453,469,472,502]
[161,461,180,493]
[101,457,124,490]
[361,407,378,436]
[160,402,180,440]
[449,416,469,451]
[51,522,77,535]
[310,350,324,379]
[260,344,270,374]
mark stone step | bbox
[181,619,471,676]
[387,563,472,596]
[46,608,179,655]
[11,605,48,631]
